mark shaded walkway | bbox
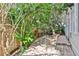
[19,35,74,56]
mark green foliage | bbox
[8,3,72,52]
[15,31,34,47]
[8,3,53,49]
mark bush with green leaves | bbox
[8,3,73,50]
[8,4,53,48]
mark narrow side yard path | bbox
[18,35,75,56]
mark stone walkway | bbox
[56,35,74,56]
[18,35,75,56]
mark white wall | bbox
[65,3,79,55]
[69,34,79,55]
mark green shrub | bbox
[8,3,71,52]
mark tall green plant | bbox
[8,3,73,53]
[8,3,53,48]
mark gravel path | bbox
[17,35,75,56]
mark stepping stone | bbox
[55,45,74,56]
[56,35,70,46]
[55,35,74,56]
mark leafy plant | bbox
[7,3,73,53]
[15,31,34,47]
